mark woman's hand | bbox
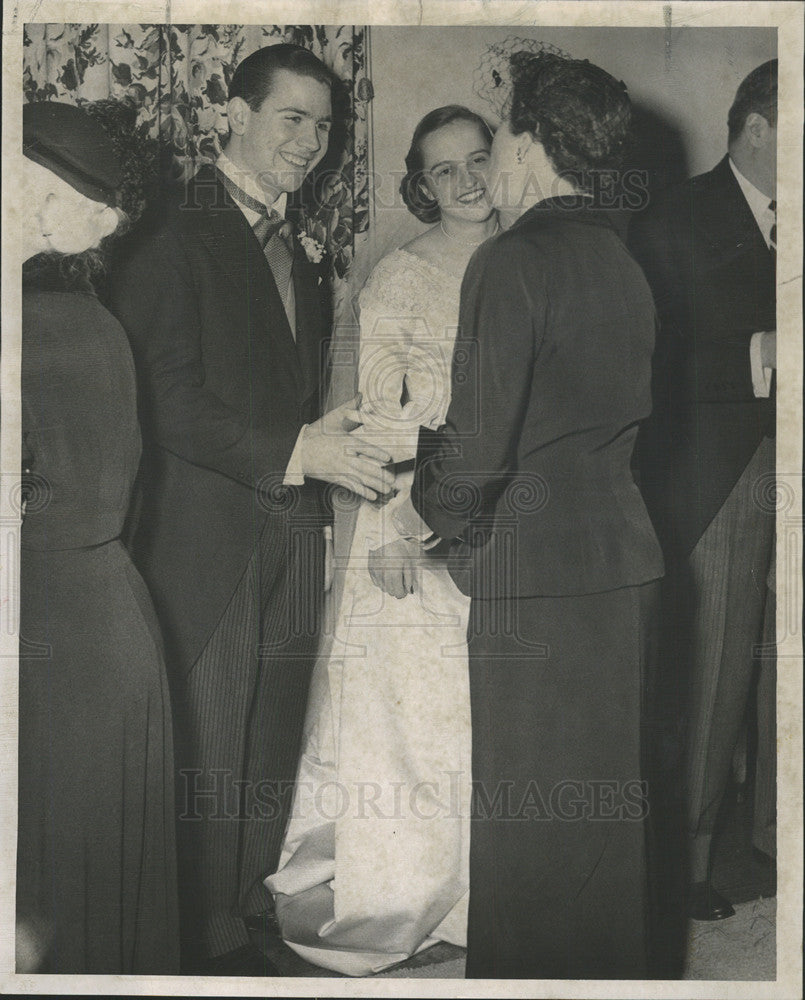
[368,538,421,599]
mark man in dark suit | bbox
[629,59,777,921]
[110,44,393,974]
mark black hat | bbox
[23,101,122,206]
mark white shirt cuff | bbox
[282,426,308,486]
[750,333,773,398]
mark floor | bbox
[254,786,776,982]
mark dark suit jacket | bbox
[629,155,776,559]
[412,196,664,600]
[110,165,332,677]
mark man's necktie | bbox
[252,212,294,306]
[768,200,776,254]
[215,167,295,320]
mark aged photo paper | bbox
[2,1,802,997]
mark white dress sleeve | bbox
[356,253,453,465]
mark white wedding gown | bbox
[266,248,472,975]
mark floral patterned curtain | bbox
[22,23,371,311]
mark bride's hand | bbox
[367,538,420,599]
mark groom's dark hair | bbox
[228,43,338,112]
[400,105,494,224]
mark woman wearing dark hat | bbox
[411,52,665,978]
[17,101,179,974]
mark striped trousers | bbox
[753,570,776,858]
[173,510,323,961]
[686,436,775,844]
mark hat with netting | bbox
[473,35,573,120]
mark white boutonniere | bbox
[298,232,326,264]
[296,211,327,264]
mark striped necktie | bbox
[768,200,776,254]
[215,167,295,323]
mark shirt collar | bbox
[216,151,287,221]
[729,156,774,244]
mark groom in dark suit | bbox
[110,44,393,974]
[630,59,777,922]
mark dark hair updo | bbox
[508,51,633,193]
[400,105,493,224]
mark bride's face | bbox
[419,120,494,225]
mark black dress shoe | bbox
[200,943,279,976]
[687,881,736,921]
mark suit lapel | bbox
[190,168,303,392]
[291,239,326,402]
[695,156,773,265]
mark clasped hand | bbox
[368,538,422,599]
[300,394,395,501]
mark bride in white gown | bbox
[266,105,500,975]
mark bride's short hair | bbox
[400,105,493,224]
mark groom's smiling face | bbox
[229,68,332,202]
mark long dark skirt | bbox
[465,580,661,980]
[17,540,180,974]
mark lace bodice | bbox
[357,248,463,462]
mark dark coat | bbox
[109,165,332,677]
[412,196,664,599]
[19,290,179,973]
[628,155,776,559]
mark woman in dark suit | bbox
[17,101,178,974]
[410,52,666,978]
